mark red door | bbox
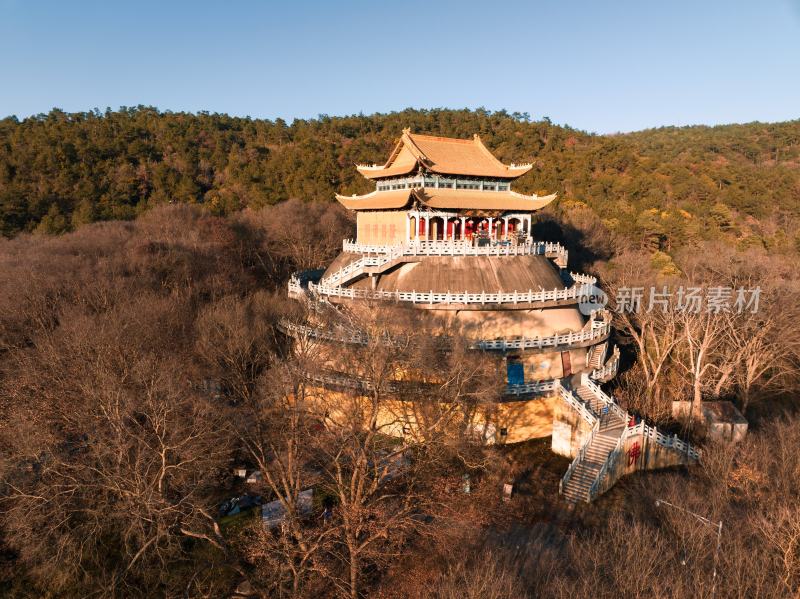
[561,351,572,377]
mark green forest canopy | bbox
[1,107,798,252]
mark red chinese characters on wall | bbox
[627,441,642,467]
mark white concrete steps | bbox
[560,380,629,503]
[560,380,700,504]
[322,253,417,288]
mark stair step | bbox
[562,383,637,504]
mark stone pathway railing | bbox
[322,240,574,288]
[306,280,598,307]
[342,239,568,264]
[279,311,610,355]
[590,346,620,382]
[560,375,700,503]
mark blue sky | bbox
[1,0,799,133]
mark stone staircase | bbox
[321,249,415,288]
[560,415,627,504]
[587,342,607,370]
[559,382,628,503]
[558,376,699,504]
[575,383,609,417]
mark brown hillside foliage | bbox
[0,204,351,597]
[0,204,798,598]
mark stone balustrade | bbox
[504,379,559,396]
[476,315,610,351]
[307,281,599,308]
[342,239,568,262]
[560,418,601,495]
[557,382,600,426]
[629,422,701,461]
[579,374,629,421]
[590,346,620,382]
[280,311,610,353]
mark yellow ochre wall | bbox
[357,211,408,245]
[495,395,558,443]
[305,385,558,445]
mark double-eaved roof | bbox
[339,129,555,212]
[356,129,533,180]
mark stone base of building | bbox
[551,396,593,458]
[302,384,564,445]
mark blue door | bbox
[507,361,524,386]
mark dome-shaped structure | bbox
[286,130,619,438]
[284,130,697,504]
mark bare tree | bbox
[233,357,334,598]
[283,304,498,599]
[0,310,233,596]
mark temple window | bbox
[375,176,515,193]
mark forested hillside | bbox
[2,109,800,597]
[1,107,799,253]
[1,205,798,598]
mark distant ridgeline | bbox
[0,107,798,252]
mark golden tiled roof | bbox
[335,189,414,210]
[418,188,556,211]
[356,129,533,180]
[335,187,556,212]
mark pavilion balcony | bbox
[341,238,568,265]
[375,174,511,192]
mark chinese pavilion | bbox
[284,130,698,503]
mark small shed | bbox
[702,401,748,443]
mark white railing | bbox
[557,383,598,426]
[586,422,699,501]
[373,174,514,192]
[588,430,626,500]
[281,317,611,355]
[505,379,559,396]
[288,276,304,296]
[580,374,629,422]
[629,422,701,461]
[296,239,599,305]
[569,272,598,286]
[475,319,610,351]
[507,366,619,397]
[591,346,620,381]
[582,417,700,502]
[278,320,370,346]
[321,248,406,286]
[297,369,403,394]
[288,269,327,297]
[308,281,598,307]
[341,239,568,263]
[560,418,601,497]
